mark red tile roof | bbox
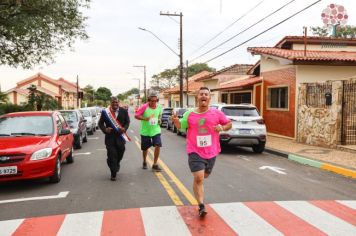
[248,47,356,62]
[163,71,211,94]
[274,36,356,48]
[196,64,253,81]
[219,76,262,90]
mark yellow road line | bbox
[321,163,356,178]
[148,149,197,205]
[134,140,183,205]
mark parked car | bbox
[79,108,96,135]
[160,107,173,128]
[0,111,74,183]
[59,109,87,149]
[210,104,267,153]
[167,108,187,134]
[87,107,99,130]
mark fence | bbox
[342,80,356,145]
[306,83,332,108]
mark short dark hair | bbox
[199,87,210,92]
[111,96,119,102]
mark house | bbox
[247,36,356,146]
[195,64,254,105]
[5,73,82,109]
[162,71,212,108]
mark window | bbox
[230,92,251,104]
[221,107,259,117]
[268,86,288,109]
[221,94,228,103]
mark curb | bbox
[265,147,356,179]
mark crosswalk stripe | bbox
[140,206,191,236]
[0,219,24,236]
[276,201,356,235]
[1,200,355,235]
[178,205,237,235]
[337,200,356,210]
[310,200,356,226]
[101,209,145,236]
[211,202,283,235]
[12,215,65,236]
[57,211,103,236]
[245,201,326,235]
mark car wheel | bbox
[83,130,88,143]
[252,143,265,154]
[88,128,93,135]
[166,124,170,130]
[49,155,61,183]
[75,134,82,149]
[66,147,74,164]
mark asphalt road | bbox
[0,111,355,221]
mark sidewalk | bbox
[265,135,356,178]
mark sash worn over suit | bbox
[99,107,130,177]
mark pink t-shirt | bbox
[135,103,149,116]
[181,108,230,159]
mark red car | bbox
[0,111,74,183]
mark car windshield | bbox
[0,116,53,136]
[221,107,259,117]
[163,110,172,115]
[80,110,91,117]
[60,111,78,122]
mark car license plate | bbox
[0,166,17,175]
[239,129,251,135]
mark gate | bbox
[341,80,356,145]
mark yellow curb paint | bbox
[134,141,183,205]
[321,164,356,179]
[148,149,198,205]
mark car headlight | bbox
[30,148,53,161]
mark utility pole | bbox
[186,60,189,107]
[133,65,147,102]
[160,11,183,107]
[76,75,79,108]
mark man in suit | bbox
[99,97,130,181]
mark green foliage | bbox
[310,25,356,38]
[26,84,59,111]
[82,84,95,101]
[0,0,90,68]
[310,26,329,37]
[0,91,8,103]
[150,63,215,90]
[116,88,139,101]
[95,87,112,102]
[0,103,31,115]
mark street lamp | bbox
[133,65,147,102]
[133,78,141,106]
[138,25,184,107]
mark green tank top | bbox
[140,105,163,136]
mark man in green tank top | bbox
[134,92,163,171]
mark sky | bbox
[1,0,355,95]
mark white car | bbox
[210,104,267,153]
[79,108,96,135]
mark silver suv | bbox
[210,104,267,153]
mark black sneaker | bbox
[142,162,147,169]
[110,176,116,181]
[152,164,162,172]
[198,204,207,218]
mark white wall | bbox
[296,65,356,84]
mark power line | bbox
[190,0,296,62]
[188,0,265,58]
[204,0,322,63]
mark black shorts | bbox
[188,153,216,174]
[141,134,162,150]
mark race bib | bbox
[197,135,212,147]
[149,118,158,125]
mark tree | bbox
[95,87,112,102]
[0,91,8,103]
[82,84,95,102]
[150,63,215,90]
[26,84,58,111]
[0,0,90,69]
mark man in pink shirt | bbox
[173,87,232,217]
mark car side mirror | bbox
[59,128,71,136]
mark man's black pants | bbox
[106,143,125,177]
